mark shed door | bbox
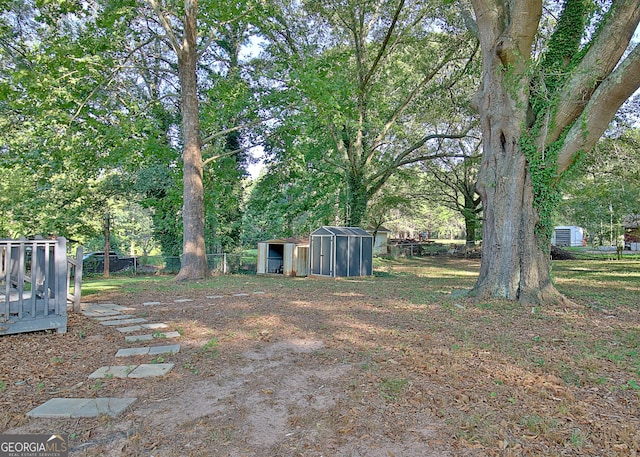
[311,236,333,276]
[335,236,349,277]
[361,236,373,275]
[555,229,571,246]
[320,236,333,276]
[347,236,360,276]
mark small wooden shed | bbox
[368,226,391,255]
[257,238,309,276]
[309,226,373,277]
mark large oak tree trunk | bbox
[469,0,564,305]
[175,0,208,280]
[468,0,640,305]
[471,92,561,304]
[473,116,561,304]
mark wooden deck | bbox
[0,237,82,335]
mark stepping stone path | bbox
[88,363,175,379]
[26,302,181,419]
[27,398,137,419]
[116,344,181,357]
[26,292,264,419]
[125,331,181,343]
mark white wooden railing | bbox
[0,237,82,335]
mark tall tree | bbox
[260,0,476,227]
[418,139,482,244]
[148,0,207,280]
[469,0,640,304]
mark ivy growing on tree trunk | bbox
[469,0,640,305]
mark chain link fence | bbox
[87,253,257,276]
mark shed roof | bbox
[311,226,372,237]
[261,237,309,246]
[623,215,640,229]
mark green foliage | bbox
[558,130,640,242]
[523,0,595,246]
[519,130,563,245]
[251,0,477,230]
[537,0,591,103]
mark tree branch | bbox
[549,2,640,146]
[201,117,268,145]
[470,0,504,52]
[496,0,541,67]
[361,0,405,91]
[147,0,182,55]
[365,46,462,167]
[557,43,640,175]
[69,35,158,125]
[367,131,472,193]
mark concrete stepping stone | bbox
[115,344,181,357]
[128,363,174,378]
[233,293,249,297]
[116,325,143,333]
[27,397,137,418]
[143,301,161,306]
[116,323,167,333]
[88,365,134,379]
[88,364,174,379]
[125,334,153,342]
[115,347,150,357]
[100,318,148,326]
[82,310,121,318]
[82,303,135,313]
[207,295,224,299]
[148,344,180,355]
[142,323,169,330]
[174,298,193,303]
[125,331,180,343]
[94,314,136,321]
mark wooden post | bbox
[54,237,67,319]
[72,246,83,312]
[104,212,110,279]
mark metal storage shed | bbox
[309,226,373,277]
[552,226,585,247]
[257,238,309,276]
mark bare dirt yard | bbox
[1,256,640,456]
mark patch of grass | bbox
[622,379,640,392]
[183,363,199,375]
[81,276,173,296]
[521,414,559,435]
[450,411,501,447]
[202,338,219,358]
[379,377,409,401]
[569,427,588,448]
